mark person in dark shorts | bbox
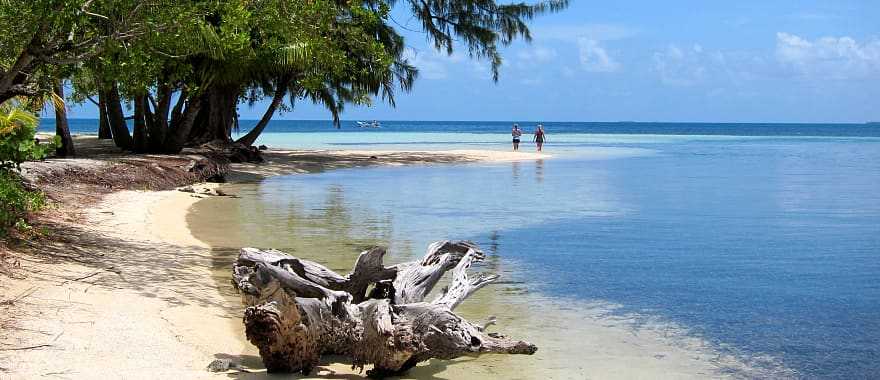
[534,124,546,151]
[511,124,523,151]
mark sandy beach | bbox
[1,148,757,379]
[0,149,552,379]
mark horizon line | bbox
[40,118,878,125]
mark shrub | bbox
[0,102,53,236]
[0,169,45,236]
[0,102,54,170]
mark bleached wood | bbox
[231,241,536,377]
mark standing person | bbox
[511,124,523,151]
[534,124,546,151]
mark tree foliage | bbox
[0,0,180,103]
[1,0,568,153]
[0,101,54,169]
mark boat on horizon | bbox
[357,120,381,128]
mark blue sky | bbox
[68,0,880,123]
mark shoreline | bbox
[1,147,765,378]
[227,148,551,181]
[0,148,550,378]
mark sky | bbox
[67,0,880,123]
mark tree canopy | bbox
[0,0,568,154]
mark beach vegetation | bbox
[0,169,46,237]
[0,101,54,170]
[0,102,51,236]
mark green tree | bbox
[200,0,569,146]
[93,0,567,151]
[0,0,170,103]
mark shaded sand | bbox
[1,149,779,379]
[1,188,242,379]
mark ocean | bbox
[52,119,880,378]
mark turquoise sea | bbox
[51,119,880,378]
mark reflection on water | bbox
[189,156,772,378]
[190,137,880,379]
[535,158,544,183]
[511,160,520,183]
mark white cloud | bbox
[578,39,620,73]
[652,44,710,85]
[403,49,447,80]
[517,46,558,63]
[775,32,880,79]
[404,48,491,81]
[413,58,448,80]
[519,24,634,76]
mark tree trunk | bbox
[97,92,112,139]
[147,84,172,152]
[103,83,133,150]
[132,94,148,153]
[232,241,536,377]
[0,38,38,104]
[163,93,202,154]
[188,84,239,145]
[53,80,75,157]
[236,83,287,147]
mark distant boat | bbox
[357,120,381,128]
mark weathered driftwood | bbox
[231,240,536,377]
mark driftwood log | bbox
[231,240,536,377]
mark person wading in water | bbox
[512,124,523,151]
[534,124,546,152]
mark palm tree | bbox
[0,99,52,169]
[236,20,417,146]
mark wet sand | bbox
[227,148,552,180]
[1,149,762,379]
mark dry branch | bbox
[231,240,535,377]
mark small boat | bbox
[357,120,381,128]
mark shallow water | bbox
[187,124,880,379]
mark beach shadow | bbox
[213,354,470,380]
[15,217,244,317]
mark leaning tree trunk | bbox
[103,83,133,150]
[235,81,287,147]
[232,240,536,377]
[162,92,202,154]
[97,92,112,139]
[53,80,75,157]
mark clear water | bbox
[87,119,876,378]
